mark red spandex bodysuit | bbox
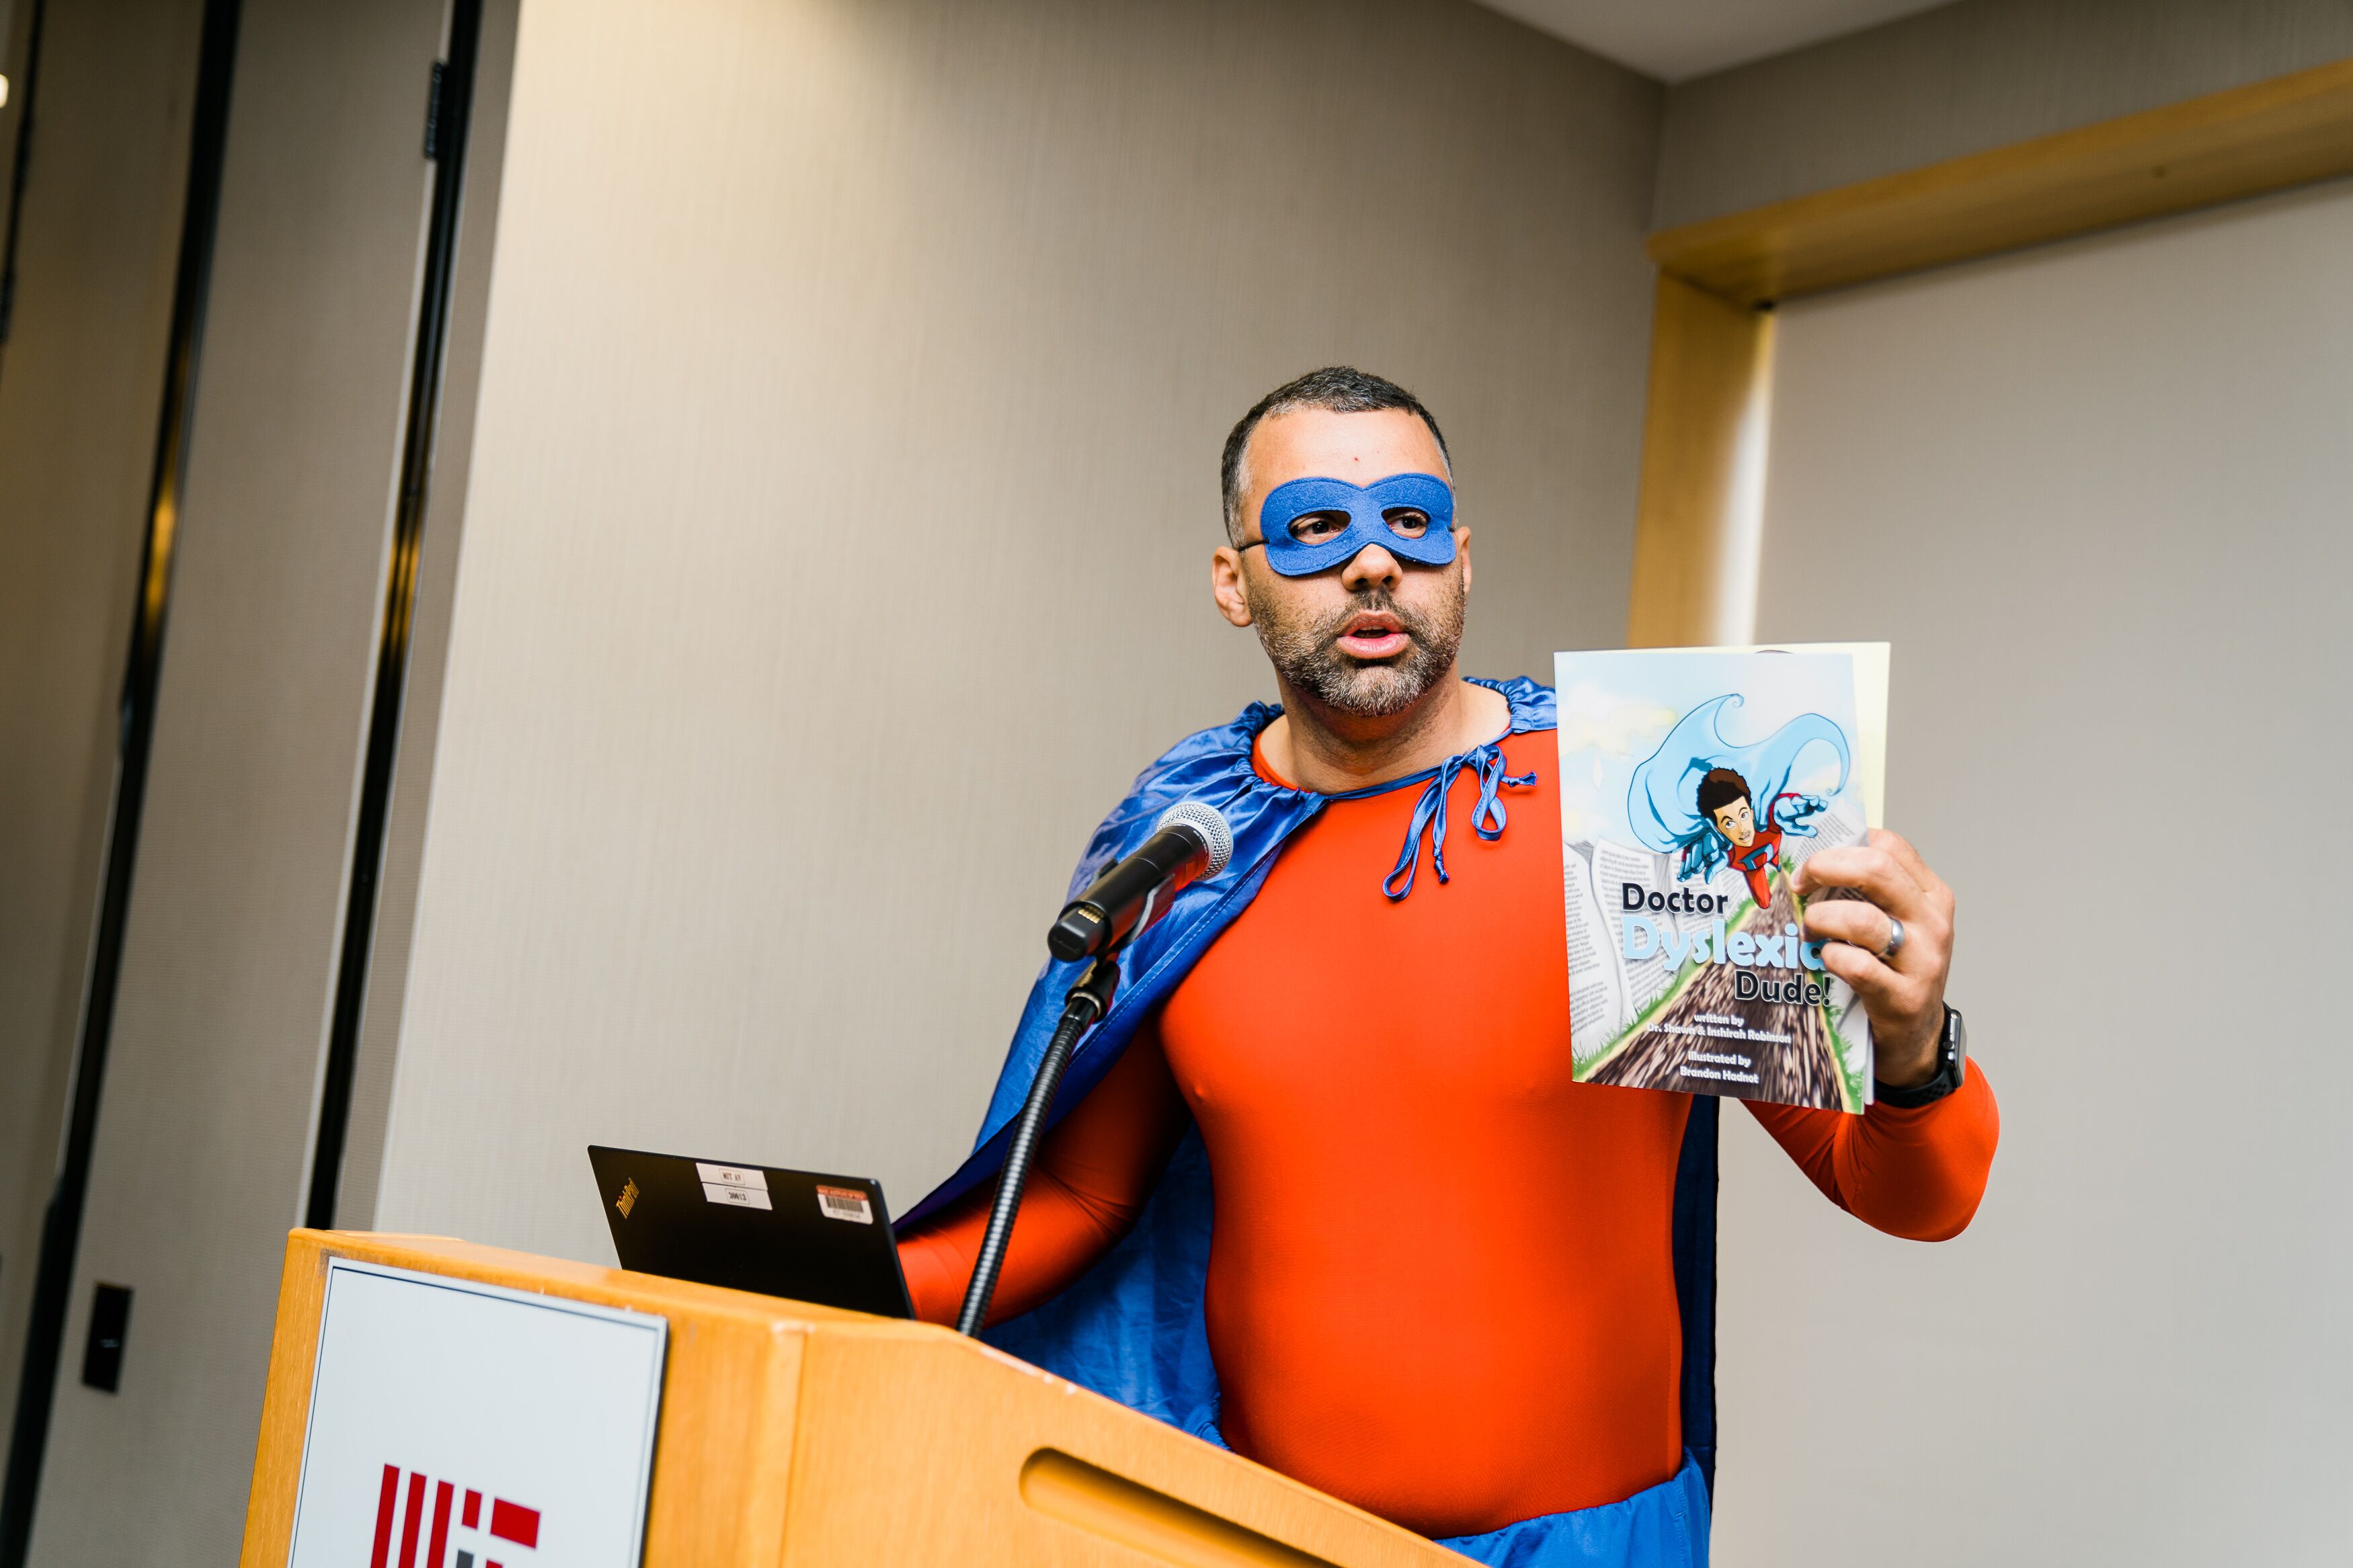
[900,728,1998,1538]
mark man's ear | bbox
[1210,545,1254,628]
[1453,524,1471,594]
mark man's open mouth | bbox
[1332,610,1411,661]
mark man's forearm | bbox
[1837,1064,1999,1240]
[894,1165,1141,1327]
[1749,1063,2000,1242]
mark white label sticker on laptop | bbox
[814,1185,873,1225]
[694,1162,763,1189]
[701,1181,772,1210]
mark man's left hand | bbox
[1789,829,1954,1089]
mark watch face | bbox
[1945,1005,1968,1067]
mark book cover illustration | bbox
[1554,649,1874,1113]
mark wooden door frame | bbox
[1626,55,2353,647]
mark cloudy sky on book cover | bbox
[1554,648,1876,1113]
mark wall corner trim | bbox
[1646,54,2353,309]
[1625,276,1771,651]
[1627,54,2353,647]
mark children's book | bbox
[1552,645,1888,1113]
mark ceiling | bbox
[1476,0,1953,82]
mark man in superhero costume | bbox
[895,368,1998,1567]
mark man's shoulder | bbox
[1133,679,1557,776]
[1140,701,1279,778]
[1106,679,1558,815]
[1478,675,1556,734]
[1061,679,1558,890]
[1136,679,1554,778]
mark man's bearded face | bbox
[1242,566,1466,719]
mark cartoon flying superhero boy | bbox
[1626,694,1849,911]
[1696,766,1802,910]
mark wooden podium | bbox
[240,1230,1461,1567]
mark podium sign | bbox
[285,1259,666,1568]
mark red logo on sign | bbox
[369,1465,540,1568]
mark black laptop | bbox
[588,1144,915,1318]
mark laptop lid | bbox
[588,1144,915,1319]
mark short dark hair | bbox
[1696,768,1751,823]
[1220,366,1451,543]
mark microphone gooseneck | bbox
[960,800,1231,1337]
[955,954,1119,1336]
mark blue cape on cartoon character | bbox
[900,678,1720,1567]
[1627,694,1849,885]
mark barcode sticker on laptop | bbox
[814,1184,873,1225]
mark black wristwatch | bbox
[1875,1004,1967,1108]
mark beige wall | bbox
[0,0,203,1451]
[1721,177,2353,1564]
[370,0,1661,1263]
[21,2,448,1563]
[1655,0,2353,227]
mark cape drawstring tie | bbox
[1380,741,1537,900]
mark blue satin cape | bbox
[901,678,1720,1565]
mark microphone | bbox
[963,800,1231,1337]
[1046,800,1232,962]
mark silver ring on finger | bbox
[1878,917,1905,961]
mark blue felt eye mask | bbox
[1251,473,1457,577]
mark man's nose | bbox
[1340,542,1403,593]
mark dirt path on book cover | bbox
[1586,877,1849,1110]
